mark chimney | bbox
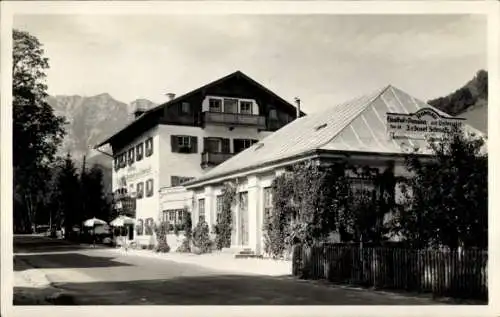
[134,107,146,119]
[294,97,301,118]
[166,92,176,101]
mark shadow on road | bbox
[14,253,133,271]
[14,274,451,305]
[14,236,112,254]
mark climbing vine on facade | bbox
[214,181,238,250]
[263,161,351,259]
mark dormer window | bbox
[240,101,252,115]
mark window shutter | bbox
[171,176,179,187]
[222,138,230,153]
[171,135,179,152]
[203,137,208,153]
[191,136,198,153]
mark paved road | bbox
[14,235,441,305]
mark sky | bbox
[13,14,487,114]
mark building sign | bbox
[125,166,153,182]
[387,108,465,140]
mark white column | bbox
[204,186,214,227]
[247,175,259,252]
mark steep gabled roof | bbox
[94,70,302,149]
[186,85,485,187]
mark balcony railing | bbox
[202,111,266,129]
[201,151,234,167]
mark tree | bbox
[394,129,487,249]
[52,154,81,238]
[13,29,66,232]
[81,164,112,221]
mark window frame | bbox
[223,98,238,113]
[205,137,222,153]
[128,148,135,165]
[145,137,154,157]
[198,198,206,222]
[240,101,253,115]
[136,182,144,199]
[178,136,191,148]
[181,102,191,114]
[145,179,154,197]
[136,142,144,161]
[216,195,224,223]
[208,98,222,112]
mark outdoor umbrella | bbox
[83,217,107,227]
[110,215,135,227]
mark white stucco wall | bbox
[187,156,413,254]
[157,124,272,189]
[112,126,161,225]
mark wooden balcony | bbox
[202,111,266,129]
[201,151,234,168]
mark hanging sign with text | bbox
[387,108,465,140]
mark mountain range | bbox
[47,94,158,193]
[47,70,487,194]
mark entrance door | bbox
[239,192,249,246]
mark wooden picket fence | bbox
[292,244,488,300]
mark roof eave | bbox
[184,148,428,189]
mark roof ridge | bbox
[315,85,392,149]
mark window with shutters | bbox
[128,148,135,165]
[171,176,195,187]
[198,198,206,222]
[119,153,127,168]
[145,137,153,157]
[171,135,197,153]
[136,182,144,199]
[234,139,258,154]
[209,99,222,112]
[136,219,144,236]
[146,179,154,197]
[240,101,253,114]
[205,137,222,153]
[136,142,144,161]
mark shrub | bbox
[214,182,237,250]
[192,220,212,254]
[153,221,170,253]
[177,211,192,253]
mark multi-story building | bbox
[95,71,302,246]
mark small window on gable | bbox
[136,142,144,161]
[181,102,191,114]
[269,109,278,119]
